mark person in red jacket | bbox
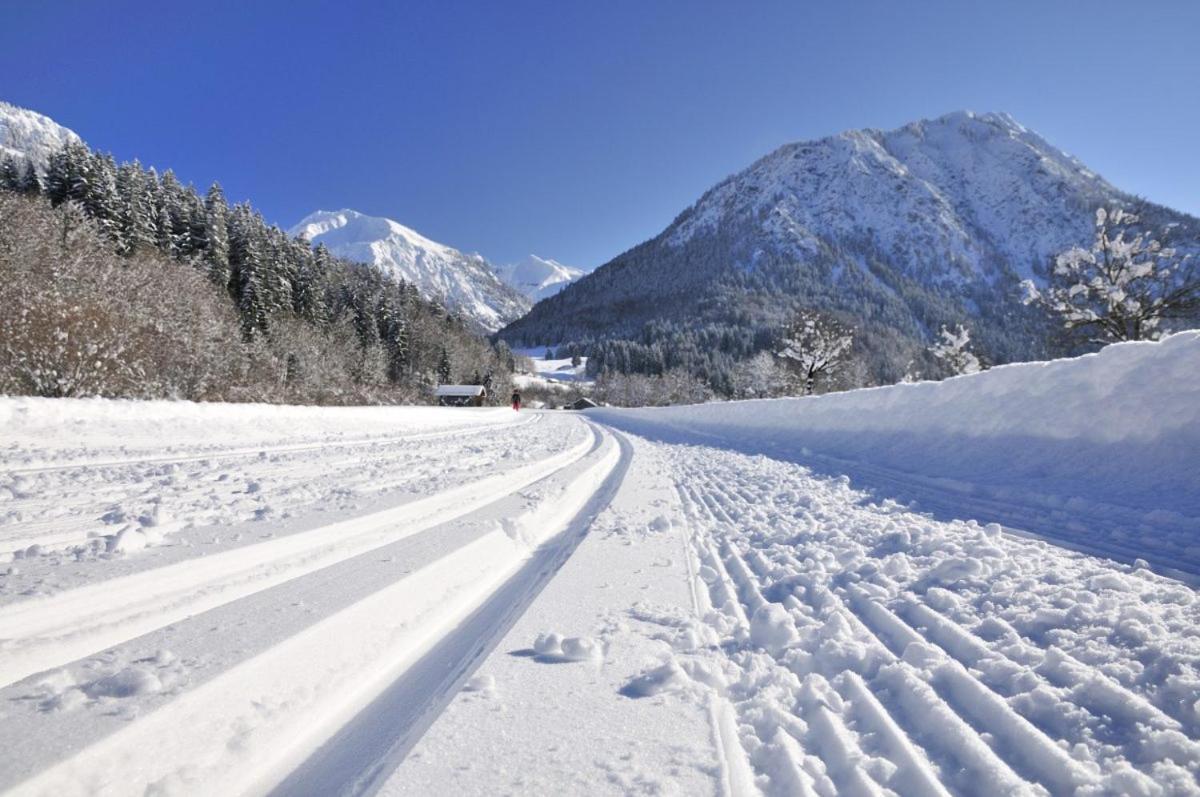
[511,389,522,411]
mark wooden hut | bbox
[565,397,598,410]
[435,385,488,407]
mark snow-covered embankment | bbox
[591,332,1200,572]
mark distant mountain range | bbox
[291,211,587,332]
[289,209,530,333]
[0,101,83,172]
[499,111,1200,381]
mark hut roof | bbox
[435,385,487,397]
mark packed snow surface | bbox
[1,335,1198,795]
[290,208,530,332]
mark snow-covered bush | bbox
[0,196,241,399]
[929,324,982,377]
[774,310,855,395]
[1022,207,1199,345]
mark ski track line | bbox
[2,413,539,476]
[10,418,622,797]
[681,442,1192,790]
[267,420,632,797]
[0,420,549,557]
[667,448,1047,797]
[0,420,595,689]
[615,419,1200,582]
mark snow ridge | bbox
[290,209,531,332]
[0,100,84,173]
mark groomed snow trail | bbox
[0,405,630,795]
[386,432,1200,796]
[658,442,1200,795]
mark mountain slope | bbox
[0,101,84,172]
[499,111,1200,382]
[291,209,530,333]
[496,255,585,303]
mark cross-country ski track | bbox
[1,335,1198,796]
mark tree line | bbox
[540,204,1197,406]
[0,145,513,403]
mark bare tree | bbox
[775,309,854,395]
[1022,207,1199,345]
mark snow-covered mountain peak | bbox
[293,209,459,260]
[289,208,529,332]
[0,101,84,173]
[667,110,1119,283]
[497,255,585,303]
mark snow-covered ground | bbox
[512,346,592,395]
[1,335,1197,795]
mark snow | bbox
[0,101,84,173]
[511,346,591,391]
[495,254,585,303]
[289,209,530,332]
[667,110,1126,284]
[591,332,1200,577]
[1,335,1198,794]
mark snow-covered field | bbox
[512,346,592,396]
[1,335,1197,795]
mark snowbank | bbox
[591,333,1200,536]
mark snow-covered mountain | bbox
[501,111,1200,377]
[290,209,530,333]
[496,255,585,303]
[0,101,83,172]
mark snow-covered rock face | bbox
[496,255,585,303]
[669,111,1117,284]
[0,101,84,173]
[290,209,531,333]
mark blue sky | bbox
[3,1,1197,268]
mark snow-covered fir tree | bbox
[0,156,19,191]
[203,182,231,291]
[18,160,41,195]
[1022,207,1199,344]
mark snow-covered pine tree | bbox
[115,160,157,256]
[1022,207,1199,344]
[83,153,122,246]
[184,187,209,258]
[156,169,189,256]
[0,156,19,191]
[437,347,452,384]
[775,309,855,395]
[229,203,271,333]
[929,324,982,377]
[43,141,89,207]
[18,160,41,195]
[203,182,231,292]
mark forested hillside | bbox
[0,141,514,403]
[500,112,1200,395]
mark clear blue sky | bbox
[3,0,1197,268]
